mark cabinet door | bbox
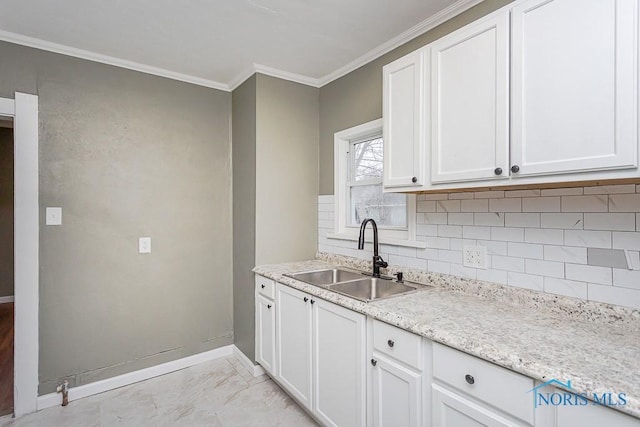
[432,384,523,427]
[430,11,510,183]
[255,294,275,376]
[371,355,422,427]
[312,298,366,427]
[383,48,426,188]
[511,0,638,177]
[275,284,312,409]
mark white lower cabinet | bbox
[370,355,422,427]
[274,281,366,426]
[256,278,640,427]
[368,319,425,427]
[433,384,523,427]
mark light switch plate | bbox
[139,237,151,254]
[46,207,62,226]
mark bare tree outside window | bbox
[348,136,407,228]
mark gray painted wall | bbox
[255,74,319,266]
[0,127,13,297]
[232,75,257,360]
[318,0,513,194]
[0,41,233,394]
[232,74,319,361]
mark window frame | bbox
[330,119,421,247]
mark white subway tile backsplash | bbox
[561,195,608,212]
[544,245,587,264]
[474,212,504,226]
[507,272,544,291]
[612,269,640,290]
[609,194,640,212]
[318,181,640,309]
[584,213,636,231]
[426,237,450,250]
[505,213,540,228]
[489,198,521,212]
[566,264,612,285]
[439,249,463,264]
[450,264,477,279]
[448,192,474,200]
[474,190,505,199]
[436,200,461,212]
[462,226,491,240]
[491,255,525,272]
[522,197,560,212]
[541,187,583,196]
[612,232,640,250]
[428,260,451,274]
[417,224,438,236]
[544,278,588,299]
[508,242,544,259]
[476,240,507,256]
[424,213,448,224]
[491,227,524,242]
[417,201,436,212]
[420,193,449,201]
[476,268,508,284]
[461,199,489,212]
[541,213,583,229]
[564,230,611,248]
[448,213,474,225]
[524,228,564,245]
[438,225,463,238]
[505,189,541,198]
[525,259,565,278]
[584,184,636,194]
[588,283,640,310]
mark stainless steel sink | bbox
[284,268,364,287]
[328,277,420,302]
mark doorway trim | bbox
[0,93,39,417]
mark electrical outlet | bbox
[139,237,151,254]
[463,245,487,269]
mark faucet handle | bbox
[375,255,388,269]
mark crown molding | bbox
[0,30,230,92]
[0,0,481,93]
[316,0,485,86]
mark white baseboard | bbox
[37,344,234,411]
[0,295,15,304]
[232,345,265,377]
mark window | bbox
[331,119,419,246]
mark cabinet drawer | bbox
[255,275,275,299]
[372,320,422,370]
[433,343,534,425]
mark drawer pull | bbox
[261,284,265,289]
[465,374,475,385]
[387,339,395,348]
[371,359,377,367]
[303,297,308,302]
[267,304,271,309]
[310,299,315,304]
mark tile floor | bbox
[1,356,317,426]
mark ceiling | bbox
[0,0,478,90]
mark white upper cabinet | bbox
[383,48,426,189]
[430,10,510,184]
[510,0,638,177]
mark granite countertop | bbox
[253,256,640,419]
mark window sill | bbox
[326,232,427,249]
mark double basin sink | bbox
[284,268,427,302]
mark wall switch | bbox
[463,245,487,269]
[46,207,62,225]
[139,237,151,254]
